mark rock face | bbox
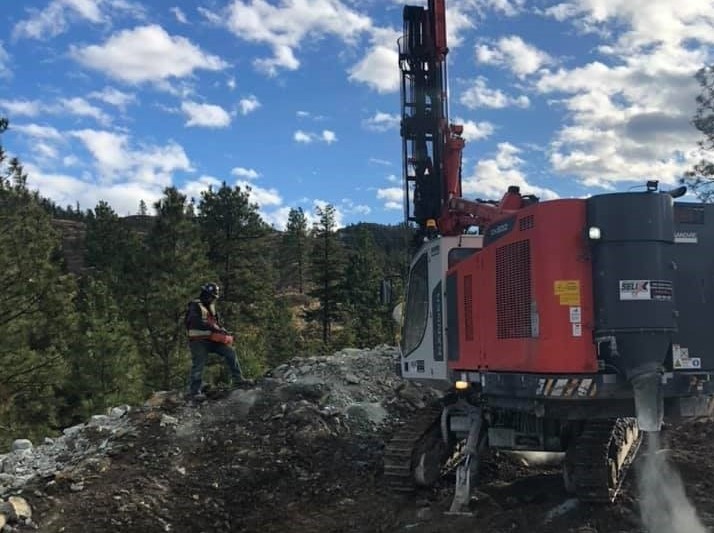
[7,346,714,533]
[51,219,86,274]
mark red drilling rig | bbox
[388,0,714,511]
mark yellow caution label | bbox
[554,280,581,306]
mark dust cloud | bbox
[636,431,707,533]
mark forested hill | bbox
[50,215,409,279]
[2,138,409,452]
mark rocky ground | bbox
[1,345,713,532]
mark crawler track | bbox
[566,418,642,502]
[383,406,444,492]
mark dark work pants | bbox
[188,340,243,395]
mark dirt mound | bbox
[8,347,714,532]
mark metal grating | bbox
[519,215,534,231]
[464,275,474,341]
[496,240,532,339]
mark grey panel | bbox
[672,203,714,370]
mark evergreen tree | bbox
[64,278,142,421]
[0,118,76,445]
[343,227,390,347]
[306,204,346,349]
[138,199,148,216]
[125,187,211,391]
[85,201,134,277]
[198,183,292,372]
[280,208,310,293]
[683,65,714,200]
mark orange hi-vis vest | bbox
[186,300,233,345]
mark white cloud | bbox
[0,42,10,78]
[295,110,326,121]
[71,128,193,185]
[460,77,530,109]
[377,186,403,210]
[200,0,371,76]
[58,97,111,125]
[181,101,231,128]
[238,95,260,115]
[544,0,714,50]
[454,118,495,141]
[340,198,371,216]
[12,0,144,41]
[1,97,112,124]
[236,180,282,207]
[72,25,227,83]
[363,111,400,132]
[294,130,313,143]
[475,35,552,78]
[262,206,293,230]
[348,27,400,93]
[321,130,337,144]
[12,123,63,140]
[171,6,188,23]
[88,87,136,109]
[181,174,222,202]
[293,129,337,144]
[0,99,42,117]
[24,163,165,216]
[533,9,711,188]
[34,142,59,160]
[462,143,558,200]
[231,167,260,179]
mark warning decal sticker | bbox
[554,280,581,306]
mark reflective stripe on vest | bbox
[188,329,212,340]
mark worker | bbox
[185,282,249,400]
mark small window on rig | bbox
[448,248,477,269]
[403,253,429,357]
[674,205,705,225]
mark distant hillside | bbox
[51,216,410,276]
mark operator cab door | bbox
[400,235,482,385]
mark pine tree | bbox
[198,183,291,372]
[64,278,142,421]
[85,201,134,277]
[280,208,310,293]
[138,199,148,216]
[683,65,714,200]
[343,226,390,347]
[0,119,76,445]
[306,204,346,349]
[125,187,212,391]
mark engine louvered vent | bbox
[496,240,532,339]
[464,275,474,341]
[519,215,534,231]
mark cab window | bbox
[403,253,429,356]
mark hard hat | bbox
[201,282,220,299]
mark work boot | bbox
[186,391,207,402]
[231,379,255,390]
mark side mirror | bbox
[379,279,393,305]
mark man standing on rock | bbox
[185,282,250,400]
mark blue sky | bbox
[1,0,712,229]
